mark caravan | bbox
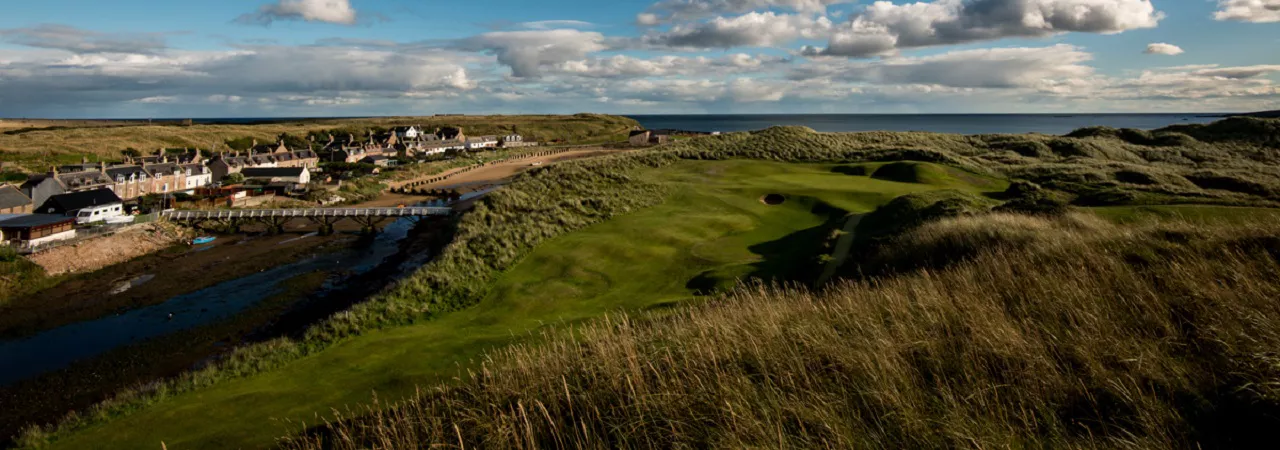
[76,203,125,224]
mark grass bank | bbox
[20,117,1280,447]
[28,159,1003,448]
[287,213,1280,449]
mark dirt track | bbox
[390,149,620,190]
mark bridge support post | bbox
[308,217,341,235]
[351,216,388,235]
[262,217,290,235]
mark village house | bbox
[104,163,153,200]
[37,188,124,217]
[360,155,397,168]
[465,135,500,150]
[0,214,77,247]
[206,153,253,183]
[144,161,187,195]
[240,167,311,186]
[20,166,113,208]
[0,185,33,214]
[393,126,423,140]
[500,134,537,148]
[436,127,466,142]
[179,163,213,193]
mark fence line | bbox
[5,213,160,255]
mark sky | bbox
[0,0,1277,117]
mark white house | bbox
[395,126,422,140]
[180,163,213,193]
[465,135,499,150]
[240,167,311,185]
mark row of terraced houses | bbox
[5,126,535,215]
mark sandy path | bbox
[817,214,864,286]
[364,149,622,208]
[391,149,619,190]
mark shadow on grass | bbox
[687,198,849,295]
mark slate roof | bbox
[106,165,150,180]
[38,188,123,213]
[145,163,181,176]
[0,185,32,210]
[56,171,111,189]
[0,214,76,229]
[241,167,307,178]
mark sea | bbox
[175,113,1229,136]
[626,114,1226,136]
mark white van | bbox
[76,203,125,224]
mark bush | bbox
[856,190,994,240]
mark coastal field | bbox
[0,114,638,172]
[30,159,1006,448]
[11,117,1280,449]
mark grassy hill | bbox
[16,117,1280,448]
[287,213,1280,449]
[0,114,639,172]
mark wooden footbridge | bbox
[162,207,452,234]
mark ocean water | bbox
[627,114,1226,136]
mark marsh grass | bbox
[283,213,1280,449]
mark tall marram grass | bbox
[14,152,679,446]
[17,117,1280,445]
[283,213,1280,449]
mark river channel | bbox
[0,194,482,387]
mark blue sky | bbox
[0,0,1276,117]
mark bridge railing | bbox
[162,207,451,221]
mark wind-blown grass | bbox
[17,117,1280,447]
[283,213,1280,449]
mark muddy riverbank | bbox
[0,229,352,340]
[0,212,458,441]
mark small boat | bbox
[191,236,217,245]
[105,215,136,225]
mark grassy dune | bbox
[30,159,1003,449]
[0,114,638,172]
[18,117,1280,448]
[285,213,1280,449]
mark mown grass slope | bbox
[20,117,1280,448]
[31,159,1004,449]
[286,213,1280,449]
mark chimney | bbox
[52,165,58,175]
[328,134,335,146]
[81,156,88,164]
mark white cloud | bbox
[642,12,831,49]
[792,44,1095,89]
[519,20,595,30]
[1214,0,1280,23]
[237,0,359,26]
[452,29,608,77]
[1144,43,1184,55]
[206,94,243,103]
[551,53,788,78]
[131,96,178,104]
[0,24,169,54]
[0,45,475,114]
[806,0,1164,57]
[640,0,853,24]
[1193,64,1280,79]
